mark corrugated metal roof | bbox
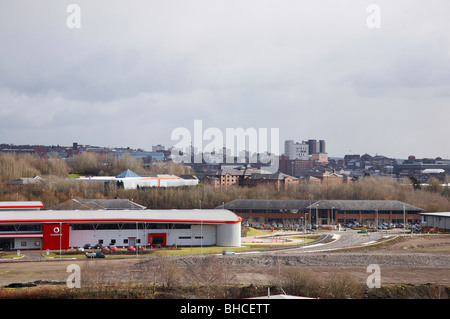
[0,209,241,224]
[220,199,424,212]
[308,200,423,211]
[221,199,312,210]
[51,199,146,210]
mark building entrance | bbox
[0,238,14,250]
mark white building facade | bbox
[284,140,309,160]
[0,208,242,250]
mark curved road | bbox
[291,229,397,253]
[241,229,398,255]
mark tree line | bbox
[0,153,449,212]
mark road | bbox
[239,228,398,255]
[300,229,396,252]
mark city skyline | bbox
[1,1,449,159]
[1,139,448,161]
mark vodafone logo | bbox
[48,225,63,237]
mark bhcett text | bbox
[180,303,270,316]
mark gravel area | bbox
[1,234,449,287]
[204,252,450,269]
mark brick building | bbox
[220,199,424,226]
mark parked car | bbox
[109,245,118,251]
[222,250,235,255]
[83,244,92,249]
[357,229,367,234]
[86,252,106,258]
[76,247,84,252]
[127,246,136,251]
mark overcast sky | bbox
[0,0,449,159]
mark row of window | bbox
[96,236,204,245]
[0,224,42,232]
[0,223,193,233]
[97,238,142,245]
[71,223,192,231]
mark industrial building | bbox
[0,202,241,250]
[72,169,199,190]
[420,212,450,232]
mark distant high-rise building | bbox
[307,139,317,155]
[284,140,309,160]
[319,140,326,153]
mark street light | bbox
[331,207,335,227]
[375,209,378,232]
[403,205,406,235]
[316,204,319,229]
[304,213,308,252]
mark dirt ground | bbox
[0,234,449,287]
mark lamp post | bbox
[304,213,308,252]
[300,217,304,252]
[375,209,378,232]
[200,200,203,255]
[59,222,62,260]
[331,207,335,227]
[316,204,319,229]
[403,205,406,235]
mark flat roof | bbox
[0,209,241,225]
[0,201,43,210]
[420,212,450,218]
